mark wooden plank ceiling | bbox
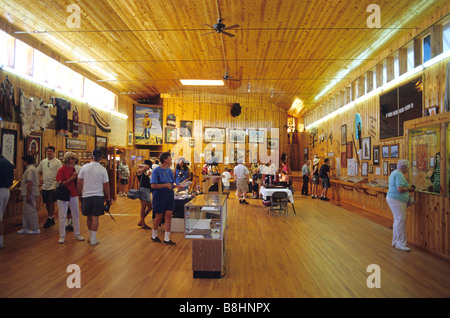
[0,0,447,116]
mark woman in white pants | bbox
[55,152,84,244]
[386,160,415,251]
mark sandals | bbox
[142,225,151,230]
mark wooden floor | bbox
[0,192,449,298]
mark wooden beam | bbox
[431,24,443,58]
[399,48,408,75]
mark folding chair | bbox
[268,191,289,216]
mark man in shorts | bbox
[77,149,111,246]
[319,158,331,201]
[234,159,250,204]
[37,146,62,228]
[150,152,183,245]
[118,158,130,196]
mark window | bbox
[407,44,414,71]
[444,23,450,52]
[33,50,49,83]
[14,39,33,76]
[84,78,115,110]
[423,34,431,63]
[0,30,15,68]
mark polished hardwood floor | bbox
[0,192,449,298]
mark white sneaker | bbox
[58,236,65,244]
[17,229,32,234]
[395,244,411,252]
[90,238,100,246]
[29,229,40,235]
[75,234,85,241]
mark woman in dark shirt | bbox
[311,158,320,199]
[137,160,152,229]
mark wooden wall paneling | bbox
[399,48,408,76]
[386,56,395,83]
[430,24,443,58]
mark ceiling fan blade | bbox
[222,31,236,38]
[222,24,240,30]
[201,31,216,36]
[229,78,240,81]
[202,24,216,29]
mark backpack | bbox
[319,165,327,179]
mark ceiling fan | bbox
[202,19,240,37]
[223,72,240,82]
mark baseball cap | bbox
[93,149,103,158]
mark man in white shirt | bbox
[37,146,62,228]
[222,167,232,190]
[233,160,249,204]
[77,149,111,246]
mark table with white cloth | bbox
[259,186,296,214]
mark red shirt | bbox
[56,165,78,197]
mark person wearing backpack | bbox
[319,158,331,201]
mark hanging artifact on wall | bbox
[0,76,16,122]
[166,114,176,127]
[90,107,111,132]
[355,113,362,149]
[72,105,79,138]
[50,97,72,136]
[19,91,53,137]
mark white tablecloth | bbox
[259,186,294,203]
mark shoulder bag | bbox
[127,173,142,200]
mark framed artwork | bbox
[204,150,224,164]
[1,129,17,168]
[373,146,380,165]
[165,127,177,144]
[189,138,195,148]
[382,146,389,158]
[383,161,389,176]
[361,162,368,176]
[58,151,64,160]
[248,129,265,143]
[25,133,42,167]
[66,138,87,150]
[204,127,226,143]
[341,124,347,145]
[229,148,246,163]
[304,147,309,162]
[134,104,163,146]
[341,152,347,168]
[179,120,193,138]
[267,138,279,149]
[389,164,397,174]
[362,137,371,160]
[426,106,438,116]
[228,129,246,143]
[416,144,427,171]
[390,144,399,158]
[127,131,133,146]
[346,141,353,159]
[95,136,107,158]
[369,165,373,174]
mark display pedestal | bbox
[192,240,223,278]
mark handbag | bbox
[127,173,142,200]
[55,183,70,201]
[407,195,416,207]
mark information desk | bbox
[184,194,227,278]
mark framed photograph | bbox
[346,141,353,159]
[179,120,193,138]
[25,133,42,167]
[389,164,397,174]
[369,165,373,174]
[95,136,107,158]
[341,152,347,168]
[383,161,389,176]
[165,127,177,144]
[362,137,371,160]
[228,129,246,143]
[390,144,399,158]
[127,131,133,146]
[189,138,195,148]
[382,145,389,158]
[426,106,438,116]
[229,148,246,163]
[66,138,87,150]
[267,138,279,149]
[248,129,265,143]
[134,104,163,146]
[361,162,368,176]
[204,127,226,143]
[373,146,380,165]
[58,151,64,161]
[341,124,347,145]
[1,129,17,168]
[204,150,224,164]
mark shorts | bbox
[236,178,249,193]
[152,189,175,214]
[138,187,152,202]
[312,175,320,185]
[322,177,331,188]
[81,196,105,217]
[42,189,57,203]
[120,179,129,185]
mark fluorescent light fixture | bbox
[180,79,224,86]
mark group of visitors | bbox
[301,157,331,200]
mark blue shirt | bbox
[175,168,189,185]
[151,166,175,192]
[387,169,409,203]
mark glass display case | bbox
[184,194,227,239]
[407,125,440,194]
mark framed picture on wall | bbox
[346,141,353,159]
[390,144,399,158]
[369,165,373,174]
[362,137,371,160]
[361,162,368,176]
[165,127,177,144]
[1,129,17,168]
[134,104,163,146]
[389,163,397,174]
[382,146,389,158]
[228,129,246,143]
[127,131,133,146]
[341,152,347,168]
[179,120,193,138]
[25,133,42,167]
[383,161,389,176]
[248,129,265,143]
[95,136,107,158]
[204,127,226,143]
[341,124,347,145]
[267,138,279,149]
[373,146,380,165]
[66,138,87,150]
